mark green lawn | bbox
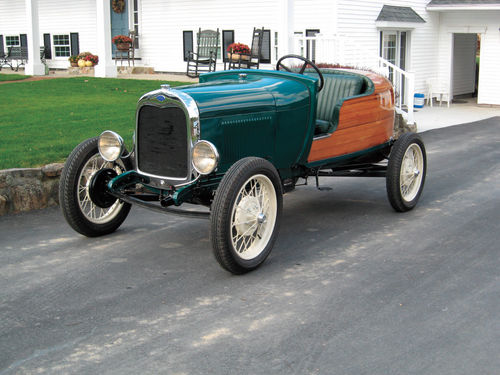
[0,73,31,82]
[0,77,188,169]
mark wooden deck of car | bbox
[307,71,395,163]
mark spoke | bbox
[233,223,258,253]
[299,61,307,74]
[279,64,292,72]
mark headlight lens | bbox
[98,130,124,162]
[192,141,219,175]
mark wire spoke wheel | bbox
[386,132,427,212]
[77,154,126,224]
[230,174,277,260]
[59,137,131,237]
[211,157,283,274]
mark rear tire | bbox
[210,157,283,274]
[386,132,427,212]
[59,137,131,237]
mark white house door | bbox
[380,30,408,100]
[380,31,407,72]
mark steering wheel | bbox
[276,54,324,92]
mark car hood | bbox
[177,70,316,118]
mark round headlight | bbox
[192,141,219,175]
[98,131,124,162]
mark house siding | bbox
[0,2,27,39]
[437,10,500,105]
[140,0,280,72]
[1,1,499,105]
[0,0,96,69]
[336,0,439,94]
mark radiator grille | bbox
[137,105,188,178]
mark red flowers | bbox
[112,35,133,45]
[227,43,250,54]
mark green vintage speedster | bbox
[60,55,426,274]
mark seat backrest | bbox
[9,46,24,59]
[249,27,264,60]
[197,28,220,58]
[316,73,364,124]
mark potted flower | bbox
[227,43,251,61]
[76,52,98,67]
[68,55,79,67]
[84,54,99,66]
[112,35,133,51]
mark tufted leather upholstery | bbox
[314,73,364,135]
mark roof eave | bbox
[375,21,422,29]
[427,5,500,11]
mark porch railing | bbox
[376,57,415,125]
[293,34,415,125]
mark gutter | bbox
[427,6,500,11]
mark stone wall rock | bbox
[0,163,64,216]
[393,112,418,139]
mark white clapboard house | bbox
[1,0,500,124]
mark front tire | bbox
[210,157,283,274]
[59,137,131,237]
[386,132,427,212]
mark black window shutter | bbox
[43,33,51,59]
[222,30,234,62]
[20,34,28,58]
[20,34,28,47]
[0,35,4,55]
[260,30,271,64]
[183,31,193,61]
[70,32,79,56]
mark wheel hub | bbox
[88,168,118,208]
[234,196,262,235]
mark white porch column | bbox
[280,0,294,56]
[25,0,45,76]
[94,0,117,78]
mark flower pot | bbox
[77,59,86,68]
[85,60,93,67]
[116,43,131,51]
[227,52,250,61]
[70,62,78,67]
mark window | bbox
[380,30,408,70]
[53,34,70,57]
[305,29,320,62]
[380,30,409,101]
[294,32,304,56]
[6,35,20,47]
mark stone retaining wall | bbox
[0,163,64,216]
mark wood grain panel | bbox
[307,71,394,163]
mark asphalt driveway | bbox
[1,118,499,374]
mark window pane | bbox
[383,34,397,64]
[54,35,69,46]
[6,36,20,46]
[53,34,70,57]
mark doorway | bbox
[110,0,130,57]
[452,33,479,102]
